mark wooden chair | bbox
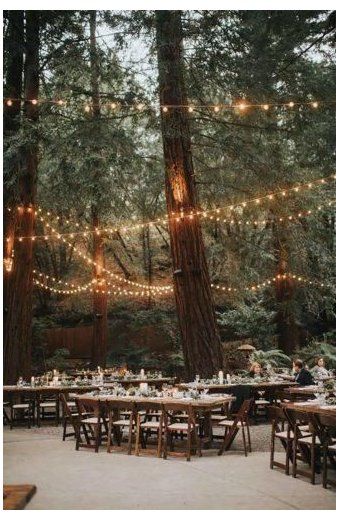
[314,413,336,488]
[284,408,320,484]
[36,392,60,427]
[75,397,107,453]
[3,401,11,425]
[134,401,163,457]
[9,393,34,429]
[253,391,270,423]
[218,398,253,456]
[60,393,81,441]
[267,406,293,475]
[162,402,201,461]
[106,400,136,455]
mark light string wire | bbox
[7,174,336,241]
[33,270,333,298]
[3,97,335,113]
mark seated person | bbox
[248,362,263,378]
[311,357,330,379]
[293,359,314,386]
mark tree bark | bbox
[155,10,223,379]
[3,10,24,311]
[89,10,108,369]
[4,11,39,383]
[273,222,299,355]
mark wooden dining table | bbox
[75,393,235,448]
[177,381,297,411]
[282,400,336,417]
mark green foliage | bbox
[294,332,336,368]
[217,297,276,349]
[106,307,184,376]
[45,348,71,371]
[250,349,291,368]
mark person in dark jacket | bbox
[293,359,314,386]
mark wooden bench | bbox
[3,484,36,510]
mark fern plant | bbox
[249,349,291,368]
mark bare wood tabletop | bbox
[282,401,336,417]
[75,393,235,410]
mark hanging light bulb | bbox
[162,106,168,113]
[6,99,13,107]
[262,104,269,111]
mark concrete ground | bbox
[3,426,335,510]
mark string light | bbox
[3,97,335,113]
[31,212,172,292]
[7,174,335,242]
[211,272,332,293]
[34,270,332,299]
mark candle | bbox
[226,373,231,384]
[97,366,101,373]
[140,369,145,378]
[139,382,148,392]
[218,371,224,384]
[31,376,35,387]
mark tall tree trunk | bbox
[155,10,223,379]
[273,222,299,355]
[89,10,108,369]
[4,11,39,383]
[3,10,24,313]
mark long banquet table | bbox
[75,393,235,447]
[177,381,297,411]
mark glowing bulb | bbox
[288,101,294,108]
[84,105,90,113]
[262,104,269,111]
[188,106,194,113]
[312,101,318,108]
[214,105,220,113]
[31,99,38,105]
[6,99,13,106]
[238,102,247,110]
[57,100,64,106]
[162,106,168,113]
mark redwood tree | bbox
[3,10,24,313]
[155,10,223,379]
[3,11,39,383]
[273,222,300,354]
[89,10,108,368]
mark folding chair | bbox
[218,398,253,456]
